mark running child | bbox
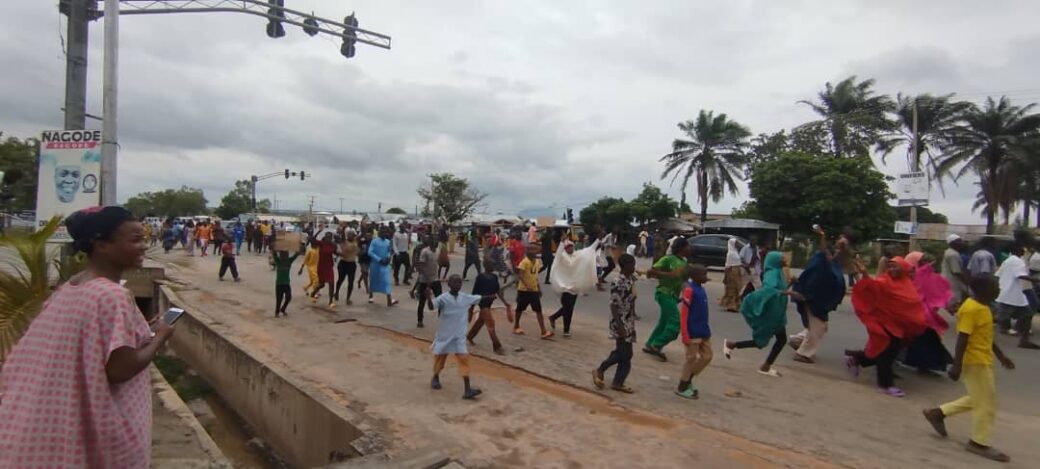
[298,239,319,296]
[593,253,637,393]
[429,274,486,400]
[273,250,301,317]
[676,264,712,399]
[467,258,513,354]
[922,276,1015,463]
[218,237,241,282]
[514,244,551,339]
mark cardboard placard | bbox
[273,232,302,252]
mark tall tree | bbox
[877,93,973,193]
[578,197,631,232]
[937,96,1040,233]
[385,207,408,215]
[416,173,487,225]
[798,76,895,158]
[628,183,679,225]
[124,186,209,219]
[214,180,271,220]
[748,152,895,241]
[0,134,40,212]
[659,110,750,225]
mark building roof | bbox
[702,218,780,230]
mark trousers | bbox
[940,365,996,445]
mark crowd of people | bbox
[3,207,1035,465]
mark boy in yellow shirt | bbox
[922,276,1015,463]
[513,245,551,339]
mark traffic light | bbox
[266,0,286,38]
[300,171,306,181]
[566,208,574,224]
[285,168,290,179]
[303,14,320,37]
[340,13,358,58]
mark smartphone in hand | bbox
[162,307,186,326]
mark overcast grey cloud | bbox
[3,0,1040,222]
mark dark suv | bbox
[686,234,746,267]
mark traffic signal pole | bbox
[59,0,390,205]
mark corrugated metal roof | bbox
[702,218,780,230]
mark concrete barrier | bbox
[158,285,377,468]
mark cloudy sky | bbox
[3,0,1040,223]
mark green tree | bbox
[385,207,408,215]
[894,206,949,224]
[877,93,973,194]
[579,197,631,232]
[628,183,678,225]
[798,76,895,158]
[214,180,271,220]
[416,173,487,224]
[748,152,895,240]
[0,134,40,212]
[660,110,750,225]
[124,186,209,219]
[745,127,832,178]
[730,201,761,219]
[938,96,1040,233]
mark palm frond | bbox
[0,217,62,361]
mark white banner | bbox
[35,130,102,242]
[894,221,918,235]
[896,172,929,207]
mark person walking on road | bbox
[309,233,337,308]
[922,276,1015,463]
[274,250,300,317]
[724,251,800,378]
[642,238,692,362]
[548,236,600,337]
[218,236,240,282]
[788,227,846,364]
[463,232,482,280]
[593,253,638,393]
[676,264,713,399]
[540,227,555,284]
[720,237,745,313]
[844,257,927,397]
[899,251,955,372]
[232,222,245,255]
[739,235,762,297]
[299,239,319,296]
[392,224,412,286]
[335,231,359,305]
[514,244,551,338]
[467,258,512,354]
[942,234,970,311]
[368,225,398,307]
[429,275,485,400]
[415,237,442,328]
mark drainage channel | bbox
[155,354,285,469]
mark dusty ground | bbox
[152,247,1038,468]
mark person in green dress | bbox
[723,251,803,377]
[642,238,692,361]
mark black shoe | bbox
[463,388,483,400]
[431,377,442,390]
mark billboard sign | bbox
[896,172,929,207]
[34,130,102,242]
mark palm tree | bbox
[660,110,750,225]
[876,93,973,193]
[938,96,1040,233]
[798,76,895,158]
[0,218,72,361]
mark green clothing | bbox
[653,255,688,297]
[646,291,681,349]
[274,253,300,285]
[739,251,789,348]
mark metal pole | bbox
[64,0,89,130]
[100,0,119,205]
[909,100,919,251]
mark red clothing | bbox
[851,257,927,358]
[508,239,525,267]
[221,242,234,257]
[317,241,336,282]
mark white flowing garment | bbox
[550,239,601,294]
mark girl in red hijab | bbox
[845,256,927,397]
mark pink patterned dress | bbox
[0,277,154,468]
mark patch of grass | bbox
[154,354,214,401]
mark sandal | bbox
[675,385,698,400]
[878,387,906,398]
[722,340,734,360]
[610,384,634,394]
[592,369,605,389]
[513,328,525,335]
[757,368,782,378]
[966,443,1010,462]
[541,331,555,340]
[793,354,814,364]
[844,356,860,378]
[389,299,399,307]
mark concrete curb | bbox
[151,366,233,468]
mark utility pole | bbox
[307,195,316,224]
[909,100,919,251]
[62,0,96,130]
[100,0,120,205]
[339,197,344,213]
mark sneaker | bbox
[921,408,948,437]
[844,355,861,378]
[675,385,698,400]
[462,388,483,400]
[563,332,571,338]
[610,384,634,394]
[592,369,605,389]
[878,386,906,398]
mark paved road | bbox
[154,246,1040,468]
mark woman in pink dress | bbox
[0,206,175,468]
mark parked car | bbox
[686,234,747,267]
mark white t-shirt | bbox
[997,255,1028,307]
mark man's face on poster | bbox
[54,165,81,203]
